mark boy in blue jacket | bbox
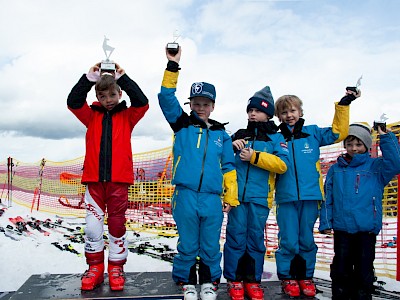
[274,89,360,297]
[158,46,239,300]
[223,86,289,300]
[319,123,400,299]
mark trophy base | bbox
[101,61,116,72]
[373,121,386,132]
[167,42,179,55]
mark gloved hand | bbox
[86,70,101,82]
[86,63,101,82]
[115,63,125,80]
[338,87,361,105]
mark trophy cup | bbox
[373,113,388,132]
[100,36,116,73]
[346,75,362,94]
[166,30,180,56]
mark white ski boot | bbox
[182,284,198,300]
[200,282,218,300]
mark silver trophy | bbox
[346,75,362,94]
[373,113,388,132]
[101,36,116,73]
[167,30,180,56]
[356,75,362,89]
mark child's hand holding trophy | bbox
[166,30,180,56]
[373,113,388,133]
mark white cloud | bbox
[1,0,399,162]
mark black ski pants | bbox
[331,230,376,300]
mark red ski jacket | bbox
[67,74,149,184]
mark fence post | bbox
[7,157,13,207]
[397,174,400,281]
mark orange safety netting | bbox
[1,122,400,279]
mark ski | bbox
[0,224,38,241]
[128,241,177,263]
[0,226,23,241]
[8,216,35,236]
[30,217,82,234]
[127,235,162,245]
[55,215,86,225]
[51,241,82,256]
[26,220,50,236]
[63,232,85,244]
[0,207,6,217]
[10,216,51,236]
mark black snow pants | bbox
[331,230,376,300]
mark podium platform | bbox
[7,272,325,299]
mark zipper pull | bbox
[355,174,360,194]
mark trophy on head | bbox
[101,36,116,74]
[167,30,180,56]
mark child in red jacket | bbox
[67,62,149,291]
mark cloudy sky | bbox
[1,0,399,163]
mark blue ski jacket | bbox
[275,103,349,204]
[319,132,400,235]
[232,121,289,208]
[158,70,238,206]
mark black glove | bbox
[338,87,358,105]
[166,61,180,72]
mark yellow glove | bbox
[223,170,239,207]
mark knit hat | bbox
[347,122,372,149]
[247,86,274,117]
[188,82,216,102]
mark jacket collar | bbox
[279,118,310,141]
[90,100,128,115]
[247,120,278,134]
[189,111,227,130]
[337,151,370,167]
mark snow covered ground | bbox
[0,203,399,299]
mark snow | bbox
[0,203,399,299]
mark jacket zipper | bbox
[197,128,209,192]
[242,128,257,201]
[373,196,376,218]
[355,173,360,194]
[291,136,300,200]
[103,112,110,181]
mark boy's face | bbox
[344,137,367,157]
[247,108,269,122]
[96,88,122,111]
[190,97,214,122]
[278,105,301,126]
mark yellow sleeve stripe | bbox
[332,102,350,143]
[161,70,179,89]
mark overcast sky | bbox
[1,0,399,163]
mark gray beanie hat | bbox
[347,122,372,149]
[247,86,274,117]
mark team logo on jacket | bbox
[302,142,313,154]
[280,142,289,152]
[214,136,222,147]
